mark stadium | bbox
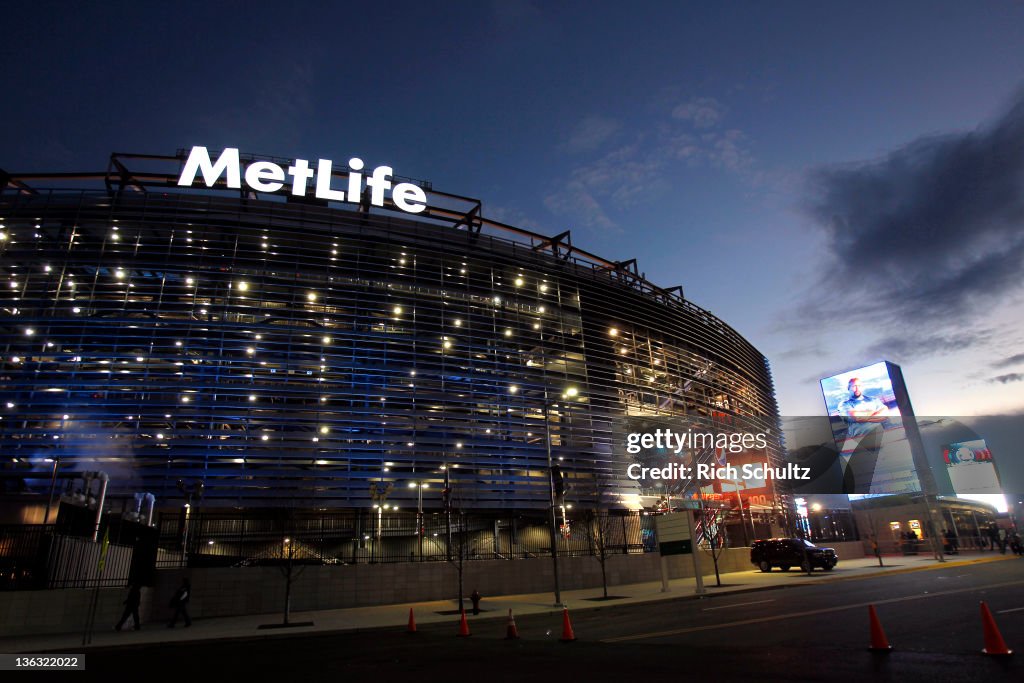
[1,149,788,566]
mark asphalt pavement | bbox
[41,557,1024,682]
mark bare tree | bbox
[277,511,308,626]
[586,484,623,600]
[447,508,472,612]
[585,508,618,599]
[694,487,728,587]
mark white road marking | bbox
[702,600,776,612]
[602,579,1024,643]
[996,606,1024,614]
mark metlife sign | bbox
[177,146,428,214]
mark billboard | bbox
[943,439,1001,495]
[820,361,920,495]
[706,449,774,509]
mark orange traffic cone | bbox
[867,605,892,652]
[980,601,1013,656]
[559,607,576,642]
[505,608,520,640]
[457,609,471,637]
[407,608,417,634]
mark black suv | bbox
[750,538,838,572]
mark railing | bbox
[0,524,52,590]
[155,510,662,567]
[0,525,133,589]
[46,535,133,589]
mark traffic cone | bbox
[867,605,892,652]
[980,601,1013,656]
[505,608,520,640]
[457,609,471,637]
[559,607,576,642]
[407,608,417,634]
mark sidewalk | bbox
[1,551,1016,653]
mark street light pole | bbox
[409,481,427,561]
[45,456,60,525]
[542,386,562,606]
[44,415,68,525]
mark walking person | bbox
[167,578,192,628]
[1010,531,1022,556]
[943,528,959,555]
[114,581,143,631]
[988,524,1000,552]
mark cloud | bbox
[671,97,725,129]
[544,143,659,231]
[993,352,1024,369]
[990,373,1024,384]
[547,98,753,230]
[565,116,621,153]
[707,129,753,171]
[795,88,1024,356]
[485,204,543,231]
[861,330,993,363]
[543,179,618,231]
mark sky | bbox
[3,0,1024,425]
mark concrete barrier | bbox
[1,540,866,635]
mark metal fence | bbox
[0,524,133,589]
[156,510,667,566]
[46,534,134,589]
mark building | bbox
[1,150,786,533]
[850,494,1000,553]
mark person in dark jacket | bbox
[167,578,192,628]
[115,581,143,631]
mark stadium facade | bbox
[1,150,787,522]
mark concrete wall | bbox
[147,547,768,621]
[0,587,152,637]
[2,541,865,636]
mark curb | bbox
[9,554,1018,652]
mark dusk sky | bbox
[4,0,1024,419]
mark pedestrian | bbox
[943,528,958,555]
[114,581,142,631]
[470,589,481,615]
[997,528,1008,554]
[167,578,192,628]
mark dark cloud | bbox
[993,352,1024,369]
[798,88,1024,355]
[861,330,993,364]
[990,373,1024,384]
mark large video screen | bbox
[820,362,920,495]
[943,439,1001,495]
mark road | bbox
[78,560,1024,681]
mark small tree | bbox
[586,484,622,599]
[694,488,727,587]
[585,508,618,599]
[446,503,472,612]
[277,511,308,626]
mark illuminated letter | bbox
[392,183,427,213]
[288,158,315,196]
[347,158,364,202]
[315,159,346,201]
[178,146,241,188]
[245,161,285,193]
[365,165,393,206]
